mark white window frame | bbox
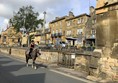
[81,18,84,23]
[67,21,71,26]
[66,30,71,35]
[91,29,95,35]
[52,30,55,34]
[60,29,62,33]
[77,29,83,35]
[56,30,58,33]
[78,18,84,24]
[78,18,81,24]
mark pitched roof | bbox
[66,13,90,21]
[50,16,67,23]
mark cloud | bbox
[0,4,13,18]
[69,0,96,15]
[0,0,70,21]
[0,18,9,31]
[0,0,96,31]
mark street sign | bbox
[71,53,75,59]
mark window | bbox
[94,19,96,23]
[60,29,62,33]
[81,18,84,23]
[91,29,95,35]
[77,29,83,34]
[66,30,71,36]
[3,36,6,42]
[67,21,71,26]
[56,30,58,33]
[69,30,71,35]
[78,18,84,24]
[66,31,68,35]
[78,18,81,24]
[91,29,95,38]
[52,30,54,34]
[92,19,96,24]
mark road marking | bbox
[50,69,95,83]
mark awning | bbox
[66,37,77,40]
[86,38,95,40]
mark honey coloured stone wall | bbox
[74,55,90,73]
[0,48,59,64]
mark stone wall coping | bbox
[0,47,101,58]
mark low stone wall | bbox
[37,51,59,63]
[74,51,118,82]
[0,47,59,64]
[0,47,10,54]
[74,52,101,76]
[74,55,90,73]
[98,57,118,81]
[11,48,26,58]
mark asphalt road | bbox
[0,53,91,83]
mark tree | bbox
[10,5,43,46]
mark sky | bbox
[0,0,96,32]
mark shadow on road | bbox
[0,55,46,83]
[16,73,46,83]
[0,60,12,65]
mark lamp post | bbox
[43,11,46,44]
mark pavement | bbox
[53,67,87,77]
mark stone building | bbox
[65,13,89,46]
[49,16,67,45]
[49,12,89,47]
[0,27,22,47]
[35,28,51,45]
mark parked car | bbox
[59,42,68,48]
[60,42,65,47]
[47,43,54,49]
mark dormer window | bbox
[67,21,71,26]
[78,18,84,24]
[78,18,81,24]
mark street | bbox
[0,54,91,83]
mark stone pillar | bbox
[96,9,118,57]
[95,3,118,81]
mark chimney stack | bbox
[69,11,74,17]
